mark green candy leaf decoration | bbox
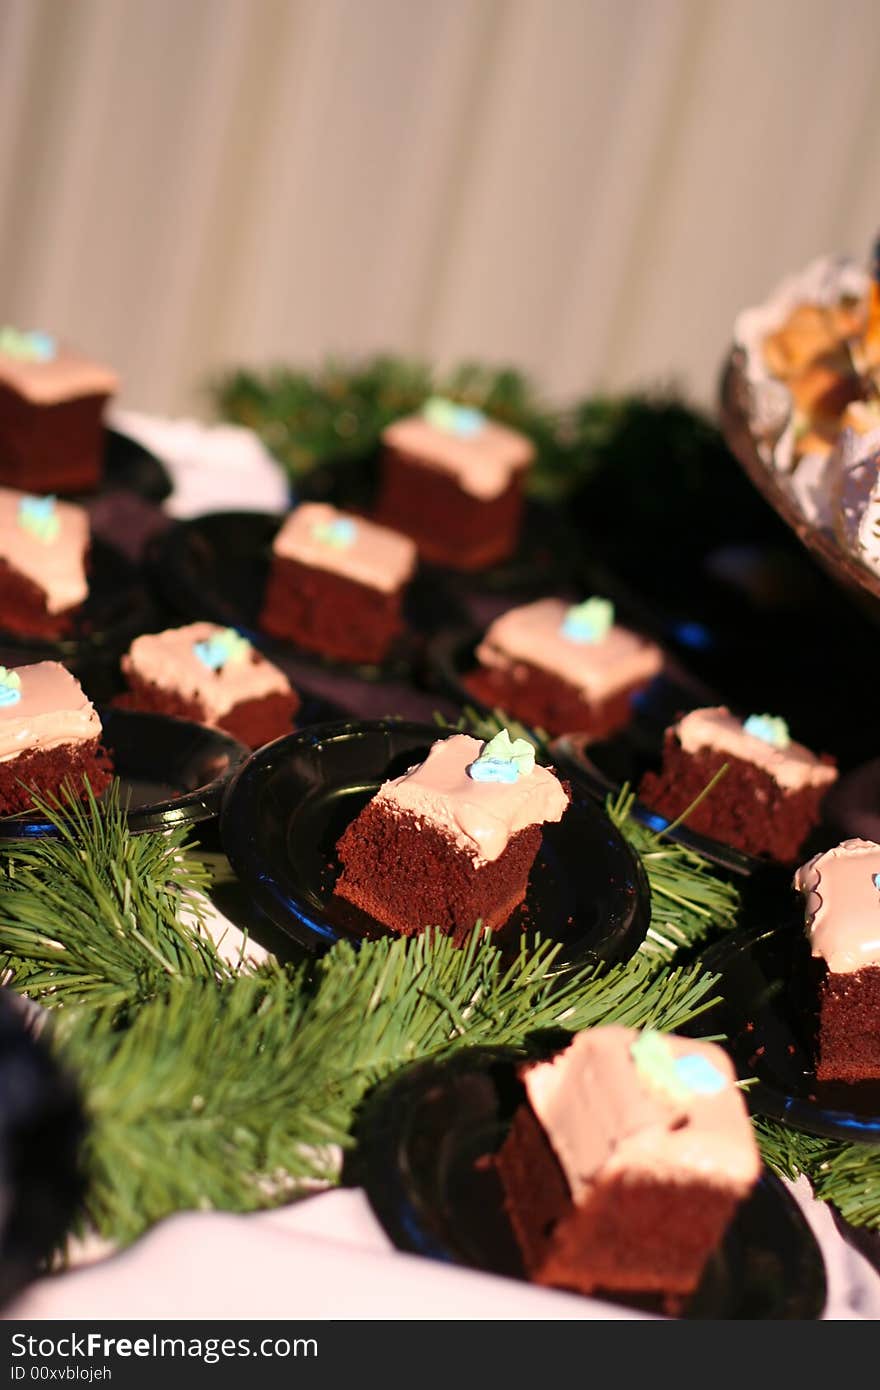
[468,728,536,783]
[630,1029,727,1101]
[630,1030,691,1101]
[0,326,56,363]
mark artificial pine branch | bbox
[212,355,575,494]
[604,787,740,960]
[438,706,552,760]
[55,931,718,1243]
[0,776,726,1243]
[756,1117,880,1230]
[21,773,880,1249]
[55,975,327,1240]
[0,784,228,1015]
[213,359,736,504]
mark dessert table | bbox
[3,406,879,1323]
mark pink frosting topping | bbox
[0,342,118,405]
[0,488,89,613]
[0,661,102,763]
[674,706,837,793]
[524,1026,760,1200]
[122,622,293,724]
[372,732,568,865]
[793,838,880,973]
[381,413,534,500]
[271,503,416,594]
[475,598,664,702]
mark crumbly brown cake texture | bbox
[376,398,534,570]
[334,730,569,942]
[0,329,118,494]
[640,707,836,862]
[495,1026,761,1308]
[467,596,663,738]
[0,661,112,814]
[259,503,416,665]
[119,622,300,749]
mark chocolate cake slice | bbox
[259,503,417,666]
[794,838,880,1083]
[0,661,112,814]
[0,329,118,494]
[0,489,89,639]
[376,398,534,570]
[334,730,569,943]
[495,1026,761,1307]
[119,622,300,749]
[466,596,664,739]
[639,707,837,862]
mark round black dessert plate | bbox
[100,428,172,504]
[219,719,650,963]
[148,511,466,683]
[49,427,171,504]
[0,707,250,839]
[695,915,880,1141]
[0,539,156,691]
[349,1050,827,1320]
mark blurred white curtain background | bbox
[1,0,879,416]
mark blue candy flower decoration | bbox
[561,596,614,644]
[469,757,519,784]
[193,628,250,672]
[630,1031,727,1102]
[467,728,536,783]
[18,495,60,544]
[0,668,22,708]
[311,516,357,550]
[0,327,56,363]
[873,872,880,892]
[672,1054,727,1096]
[421,396,486,438]
[743,713,790,750]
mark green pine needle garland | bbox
[606,787,740,960]
[56,937,716,1243]
[0,772,877,1247]
[213,355,576,496]
[0,777,720,1244]
[212,355,742,506]
[756,1118,880,1231]
[0,784,226,1016]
